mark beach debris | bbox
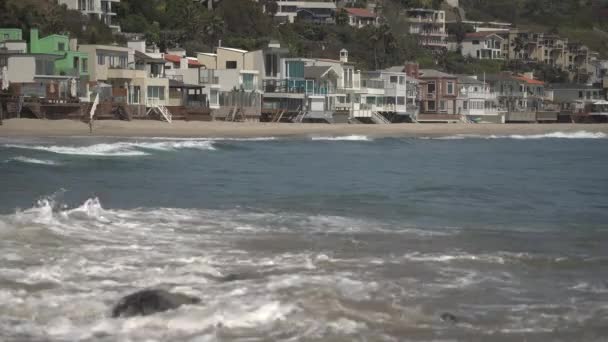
[111,289,201,318]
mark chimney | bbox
[29,28,39,52]
[128,40,146,53]
[180,57,188,70]
[404,62,419,78]
[340,49,348,63]
[69,38,78,51]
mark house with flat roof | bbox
[405,8,448,49]
[29,29,90,78]
[274,0,337,24]
[416,69,459,121]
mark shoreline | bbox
[2,119,608,138]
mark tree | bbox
[336,9,349,26]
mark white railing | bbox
[371,111,391,124]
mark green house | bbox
[29,29,89,77]
[0,28,23,42]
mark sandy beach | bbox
[1,118,608,138]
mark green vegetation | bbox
[460,0,608,57]
[0,0,115,44]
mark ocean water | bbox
[0,132,607,341]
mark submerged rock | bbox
[111,289,201,318]
[440,312,458,324]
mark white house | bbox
[456,75,502,122]
[405,8,448,49]
[461,32,505,60]
[274,0,336,24]
[58,0,121,32]
[343,8,379,28]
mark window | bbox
[366,96,375,105]
[447,82,454,95]
[397,97,405,105]
[427,82,436,94]
[73,57,79,69]
[226,61,237,69]
[265,54,277,77]
[97,54,105,65]
[463,101,468,109]
[147,86,165,100]
[439,100,446,111]
[58,42,65,52]
[586,91,591,99]
[427,101,436,111]
[390,76,398,84]
[3,34,9,40]
[399,76,405,85]
[82,58,88,73]
[242,73,255,90]
[286,61,304,78]
[472,40,480,45]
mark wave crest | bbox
[6,156,61,166]
[310,135,372,141]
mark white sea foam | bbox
[6,156,61,165]
[310,135,372,141]
[3,140,217,156]
[431,131,607,140]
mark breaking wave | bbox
[310,135,372,141]
[430,131,607,140]
[3,140,216,157]
[6,156,61,166]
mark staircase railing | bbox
[370,111,391,124]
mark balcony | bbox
[361,79,385,89]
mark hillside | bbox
[458,0,608,57]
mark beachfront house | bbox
[456,75,503,123]
[79,43,172,120]
[0,28,27,53]
[416,69,460,122]
[460,32,505,60]
[197,46,263,121]
[57,0,121,32]
[480,72,548,122]
[547,83,605,113]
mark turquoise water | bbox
[0,133,607,341]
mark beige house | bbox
[79,44,169,108]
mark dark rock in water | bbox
[440,312,458,324]
[220,273,244,282]
[112,289,201,318]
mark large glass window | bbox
[82,58,88,73]
[286,61,304,78]
[226,61,237,69]
[242,74,255,90]
[390,76,398,84]
[427,82,436,94]
[427,101,436,111]
[147,86,165,100]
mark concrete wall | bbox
[7,56,35,83]
[0,28,23,42]
[217,48,246,70]
[197,54,217,69]
[1,41,27,53]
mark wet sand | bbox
[1,118,608,138]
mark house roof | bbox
[384,66,406,73]
[549,83,601,90]
[464,32,505,41]
[419,69,456,79]
[513,75,544,85]
[218,47,248,54]
[164,54,203,67]
[456,75,485,85]
[344,8,376,18]
[304,66,334,79]
[134,50,165,64]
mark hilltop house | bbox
[405,8,448,49]
[273,0,336,24]
[343,8,379,28]
[460,32,504,60]
[58,0,121,31]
